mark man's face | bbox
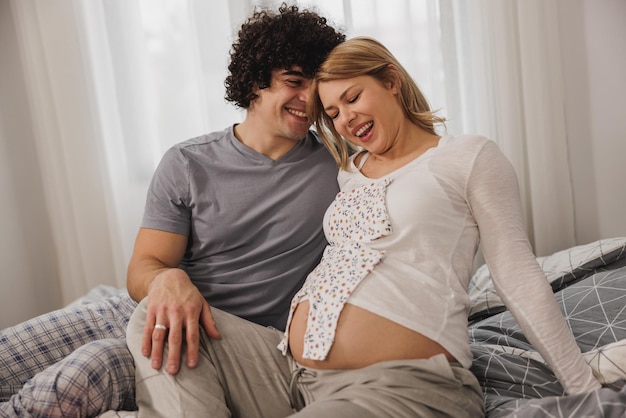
[250,67,312,142]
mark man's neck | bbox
[233,120,302,161]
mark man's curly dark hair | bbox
[225,3,345,109]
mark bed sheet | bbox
[469,266,626,417]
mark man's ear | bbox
[248,83,261,108]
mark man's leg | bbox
[0,295,136,401]
[0,339,135,418]
[127,298,294,418]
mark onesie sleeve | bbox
[141,146,192,236]
[466,140,600,394]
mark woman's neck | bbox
[359,126,440,178]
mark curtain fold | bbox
[11,0,121,303]
[446,0,576,256]
[515,0,576,255]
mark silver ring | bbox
[154,324,167,331]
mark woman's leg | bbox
[291,355,484,418]
[127,298,294,418]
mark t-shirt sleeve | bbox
[466,140,600,394]
[141,146,191,236]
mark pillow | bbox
[467,237,626,322]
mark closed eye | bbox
[328,93,359,120]
[347,93,360,103]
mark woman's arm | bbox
[467,140,600,394]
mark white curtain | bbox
[10,0,127,304]
[441,0,576,256]
[5,0,574,314]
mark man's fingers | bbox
[200,304,221,340]
[185,318,200,369]
[141,295,211,374]
[141,322,153,358]
[185,302,216,369]
[150,318,168,370]
[166,315,184,375]
[141,310,158,358]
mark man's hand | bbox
[141,268,221,374]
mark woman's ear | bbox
[384,64,401,94]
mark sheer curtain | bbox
[7,0,573,308]
[441,0,577,256]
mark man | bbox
[0,4,344,417]
[127,3,344,376]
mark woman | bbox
[128,37,601,418]
[279,36,601,414]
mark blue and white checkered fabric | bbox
[0,295,137,417]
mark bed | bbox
[467,237,626,417]
[93,238,626,417]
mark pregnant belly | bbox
[288,300,456,369]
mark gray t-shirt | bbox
[142,126,339,330]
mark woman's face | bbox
[317,75,404,155]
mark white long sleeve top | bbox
[280,134,600,394]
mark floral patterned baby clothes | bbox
[278,179,392,360]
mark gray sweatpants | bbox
[127,298,484,418]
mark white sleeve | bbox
[466,140,600,394]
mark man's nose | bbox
[299,89,309,103]
[299,80,312,102]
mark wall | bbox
[559,0,626,244]
[0,0,62,327]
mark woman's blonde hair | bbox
[308,36,445,169]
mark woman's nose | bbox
[341,108,355,127]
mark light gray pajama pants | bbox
[127,298,484,418]
[0,295,137,417]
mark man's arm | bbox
[127,228,220,374]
